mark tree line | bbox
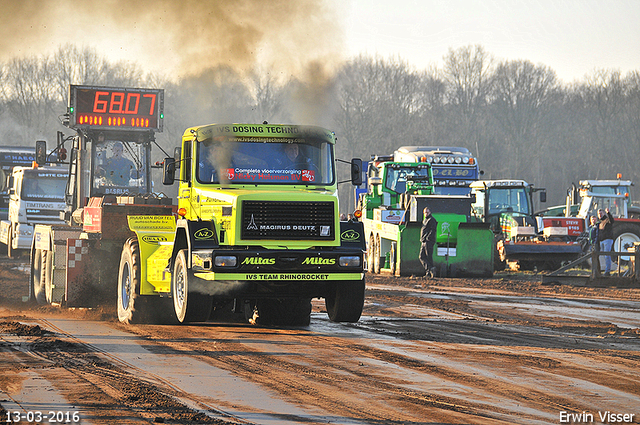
[1,44,638,212]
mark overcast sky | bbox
[1,0,638,84]
[340,0,640,83]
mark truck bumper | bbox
[13,223,33,250]
[187,248,365,298]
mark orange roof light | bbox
[354,209,363,218]
[420,156,427,162]
[617,173,622,179]
[178,207,187,217]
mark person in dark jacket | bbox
[419,206,438,278]
[587,215,599,249]
[597,208,615,275]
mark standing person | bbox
[419,206,438,278]
[587,215,599,250]
[597,208,615,275]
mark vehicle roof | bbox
[183,123,336,144]
[395,146,472,155]
[469,179,530,188]
[580,179,633,187]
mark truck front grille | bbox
[241,201,334,240]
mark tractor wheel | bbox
[118,238,147,324]
[494,237,507,271]
[172,249,213,323]
[325,278,365,323]
[30,248,47,304]
[612,223,640,264]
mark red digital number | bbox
[143,93,156,115]
[125,93,140,114]
[109,92,125,113]
[93,91,110,113]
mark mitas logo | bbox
[141,235,168,244]
[302,257,335,265]
[242,257,276,265]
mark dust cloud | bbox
[0,0,345,125]
[0,0,344,79]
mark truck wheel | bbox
[389,242,397,276]
[373,235,381,274]
[30,248,46,304]
[613,223,640,263]
[367,234,375,273]
[7,225,13,258]
[325,278,365,323]
[173,249,213,323]
[118,238,145,324]
[42,250,53,304]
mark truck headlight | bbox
[339,256,361,267]
[214,255,237,267]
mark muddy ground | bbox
[1,257,639,424]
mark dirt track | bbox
[1,257,639,424]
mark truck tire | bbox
[42,250,53,304]
[389,242,397,276]
[612,223,640,263]
[172,249,213,323]
[367,234,375,273]
[325,278,365,322]
[7,225,14,258]
[373,235,381,274]
[30,248,46,304]
[117,238,145,324]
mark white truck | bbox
[0,165,68,257]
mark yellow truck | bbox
[123,123,366,325]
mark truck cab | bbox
[144,123,366,325]
[0,165,67,256]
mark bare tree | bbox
[489,60,558,179]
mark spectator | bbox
[419,206,438,278]
[597,208,615,275]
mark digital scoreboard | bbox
[68,85,164,131]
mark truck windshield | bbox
[197,139,334,185]
[93,140,147,195]
[579,195,626,218]
[21,171,67,202]
[384,166,430,193]
[488,187,531,215]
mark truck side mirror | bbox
[540,191,547,203]
[173,147,181,169]
[163,157,176,185]
[351,158,363,186]
[35,140,47,166]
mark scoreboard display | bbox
[68,85,164,131]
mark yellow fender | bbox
[127,215,176,295]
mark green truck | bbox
[360,157,493,277]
